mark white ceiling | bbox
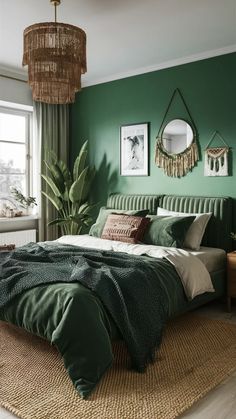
[0,0,235,87]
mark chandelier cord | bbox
[50,0,60,23]
[54,3,57,22]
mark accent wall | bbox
[70,53,236,208]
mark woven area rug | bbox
[1,314,236,419]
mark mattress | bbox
[57,235,226,274]
[189,246,226,273]
[56,235,226,317]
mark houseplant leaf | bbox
[69,166,90,204]
[58,159,72,186]
[41,174,62,198]
[48,218,71,227]
[73,140,88,181]
[49,163,65,194]
[41,191,63,212]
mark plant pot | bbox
[23,207,34,216]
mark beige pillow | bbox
[157,207,212,251]
[164,249,215,300]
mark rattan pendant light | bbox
[22,0,87,104]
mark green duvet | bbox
[0,241,193,398]
[1,282,118,398]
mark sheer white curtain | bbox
[33,102,69,241]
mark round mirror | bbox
[162,119,194,154]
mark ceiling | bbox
[0,0,235,87]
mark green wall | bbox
[70,53,236,208]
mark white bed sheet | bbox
[55,235,216,300]
[56,234,225,273]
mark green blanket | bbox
[0,242,179,397]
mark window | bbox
[0,106,33,198]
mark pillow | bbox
[157,207,212,251]
[164,250,215,300]
[101,214,150,243]
[143,215,195,248]
[89,207,149,238]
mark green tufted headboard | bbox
[107,193,233,252]
[107,194,161,215]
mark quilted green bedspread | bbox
[0,242,187,398]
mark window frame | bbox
[0,105,33,198]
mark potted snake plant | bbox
[42,140,96,235]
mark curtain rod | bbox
[0,73,27,83]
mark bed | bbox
[0,194,233,399]
[106,193,232,312]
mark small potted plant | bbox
[230,232,236,241]
[230,232,236,251]
[10,187,37,216]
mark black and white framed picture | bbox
[120,122,149,176]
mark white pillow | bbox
[157,207,212,251]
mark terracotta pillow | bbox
[101,214,150,243]
[89,207,149,238]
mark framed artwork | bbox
[120,122,149,176]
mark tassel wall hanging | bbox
[155,139,198,178]
[204,131,229,177]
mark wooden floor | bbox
[1,301,236,419]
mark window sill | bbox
[0,215,39,223]
[0,215,39,233]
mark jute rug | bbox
[1,314,236,419]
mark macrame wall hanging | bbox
[204,131,229,177]
[155,88,199,177]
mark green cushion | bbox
[143,215,195,248]
[89,207,149,238]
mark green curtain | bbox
[33,102,69,241]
